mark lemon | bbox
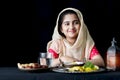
[94,65,99,70]
[85,67,93,72]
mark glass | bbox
[39,52,47,66]
[38,52,53,67]
[46,58,53,67]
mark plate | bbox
[17,63,49,72]
[18,67,49,72]
[52,67,105,73]
[18,66,50,72]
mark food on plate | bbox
[68,61,99,72]
[17,63,48,69]
[68,66,84,72]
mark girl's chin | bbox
[68,34,77,38]
[67,36,77,39]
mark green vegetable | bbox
[83,61,95,69]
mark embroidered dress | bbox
[48,39,99,60]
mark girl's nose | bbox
[69,23,74,29]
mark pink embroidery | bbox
[89,46,99,60]
[48,49,59,58]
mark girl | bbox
[47,8,105,67]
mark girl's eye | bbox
[64,23,69,26]
[74,21,79,24]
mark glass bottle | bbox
[106,37,120,71]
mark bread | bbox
[17,63,41,69]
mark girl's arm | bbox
[88,46,105,67]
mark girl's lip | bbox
[68,30,76,33]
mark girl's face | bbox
[61,14,81,39]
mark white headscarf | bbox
[48,7,94,60]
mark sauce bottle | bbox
[106,37,120,71]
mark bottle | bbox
[106,37,120,71]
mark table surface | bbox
[0,67,120,80]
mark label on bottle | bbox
[107,55,116,70]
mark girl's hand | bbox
[59,56,79,63]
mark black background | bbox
[0,0,119,67]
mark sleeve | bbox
[89,46,99,60]
[48,49,59,58]
[47,40,61,58]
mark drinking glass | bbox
[38,52,53,67]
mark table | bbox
[0,67,120,80]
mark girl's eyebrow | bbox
[63,20,79,23]
[63,21,69,23]
[73,20,79,22]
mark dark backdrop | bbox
[0,0,119,67]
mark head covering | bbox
[48,7,94,60]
